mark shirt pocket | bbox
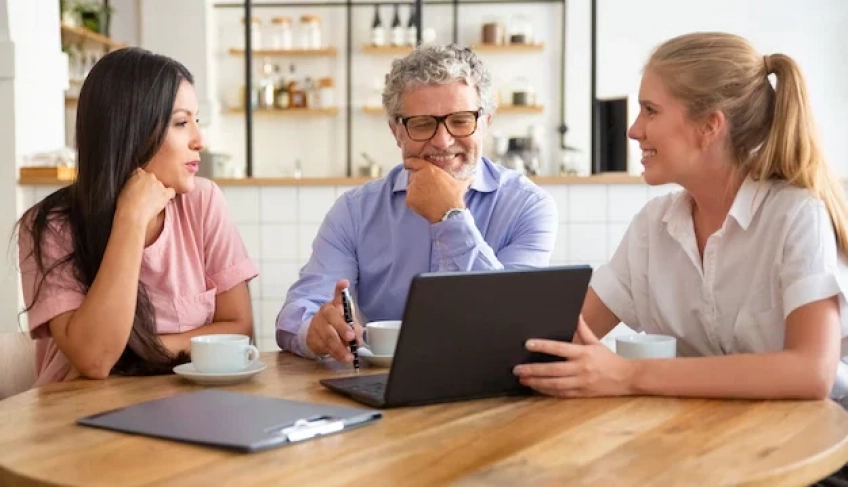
[174,279,218,332]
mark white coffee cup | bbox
[190,334,260,373]
[365,320,402,355]
[615,334,677,359]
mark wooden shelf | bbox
[228,47,337,57]
[362,105,543,115]
[226,107,340,116]
[472,43,544,52]
[498,105,544,113]
[19,166,77,182]
[60,24,126,50]
[361,45,415,55]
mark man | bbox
[276,44,557,362]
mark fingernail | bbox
[526,340,536,350]
[346,354,354,362]
[513,366,522,375]
[346,331,355,340]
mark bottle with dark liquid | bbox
[370,5,385,47]
[406,3,417,46]
[390,3,404,47]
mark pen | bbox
[340,287,360,372]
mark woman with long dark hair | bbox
[17,47,258,384]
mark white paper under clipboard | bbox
[77,389,383,452]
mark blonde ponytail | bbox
[755,54,848,255]
[649,33,848,255]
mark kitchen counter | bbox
[18,173,645,186]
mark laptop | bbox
[320,265,592,408]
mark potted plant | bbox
[72,1,113,36]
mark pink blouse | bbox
[19,177,259,386]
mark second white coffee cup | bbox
[190,334,259,373]
[615,334,677,359]
[365,320,402,355]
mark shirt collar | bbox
[391,158,499,194]
[727,177,771,230]
[661,177,771,232]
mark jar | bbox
[508,14,533,45]
[510,77,535,106]
[318,77,335,108]
[241,17,262,49]
[481,17,504,45]
[269,16,293,50]
[299,15,322,49]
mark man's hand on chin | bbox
[404,157,471,223]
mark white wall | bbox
[0,0,67,333]
[569,0,848,176]
[139,0,220,134]
[109,0,139,46]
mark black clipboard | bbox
[77,389,382,452]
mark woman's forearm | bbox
[632,351,835,400]
[57,214,147,378]
[160,320,254,356]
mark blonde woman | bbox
[514,32,848,484]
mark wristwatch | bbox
[440,207,466,222]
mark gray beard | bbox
[450,158,478,180]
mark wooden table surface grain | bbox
[1,352,847,487]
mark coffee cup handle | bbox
[245,345,260,366]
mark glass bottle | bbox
[274,64,290,109]
[406,4,418,47]
[390,4,404,47]
[370,5,385,47]
[257,59,276,109]
[318,77,335,108]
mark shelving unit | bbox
[215,0,570,177]
[60,23,127,50]
[226,107,340,116]
[361,45,415,55]
[363,105,543,115]
[497,105,544,113]
[471,43,544,52]
[228,47,338,57]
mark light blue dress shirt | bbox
[276,157,558,358]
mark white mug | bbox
[615,334,677,359]
[365,320,402,355]
[190,334,259,373]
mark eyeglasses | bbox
[397,108,483,142]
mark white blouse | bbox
[591,177,848,402]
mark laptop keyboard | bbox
[335,375,388,398]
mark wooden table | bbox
[2,352,848,486]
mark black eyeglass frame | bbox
[396,108,484,141]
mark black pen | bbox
[340,287,360,372]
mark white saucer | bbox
[357,347,393,368]
[173,361,267,386]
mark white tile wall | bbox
[568,186,608,222]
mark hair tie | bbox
[763,55,773,75]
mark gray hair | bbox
[381,44,496,119]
